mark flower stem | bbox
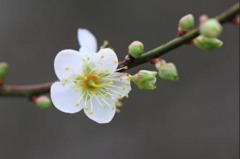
[0,2,239,98]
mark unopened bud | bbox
[155,59,166,70]
[179,14,195,32]
[199,14,209,24]
[194,35,223,51]
[0,62,9,85]
[200,19,222,38]
[158,63,179,81]
[128,41,144,58]
[34,96,51,109]
[130,70,157,90]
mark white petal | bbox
[79,47,97,61]
[51,82,84,113]
[79,47,91,54]
[105,73,131,99]
[78,28,98,53]
[95,48,118,73]
[54,49,84,80]
[84,96,116,124]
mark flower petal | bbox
[54,49,84,80]
[95,48,118,73]
[84,96,116,124]
[78,28,98,53]
[51,82,84,113]
[79,47,91,54]
[105,73,131,99]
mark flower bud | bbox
[128,41,144,58]
[194,35,223,51]
[200,19,222,38]
[158,63,179,81]
[199,14,209,24]
[0,62,9,85]
[34,96,51,109]
[179,14,195,32]
[155,59,167,70]
[130,70,157,90]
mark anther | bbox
[89,111,93,115]
[100,40,109,49]
[116,66,128,72]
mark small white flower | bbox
[51,29,131,124]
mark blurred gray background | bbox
[0,0,239,159]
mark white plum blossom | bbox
[51,29,131,124]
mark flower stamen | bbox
[116,66,128,72]
[88,80,113,88]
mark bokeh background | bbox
[0,0,239,159]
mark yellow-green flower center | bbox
[74,74,113,92]
[83,74,100,91]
